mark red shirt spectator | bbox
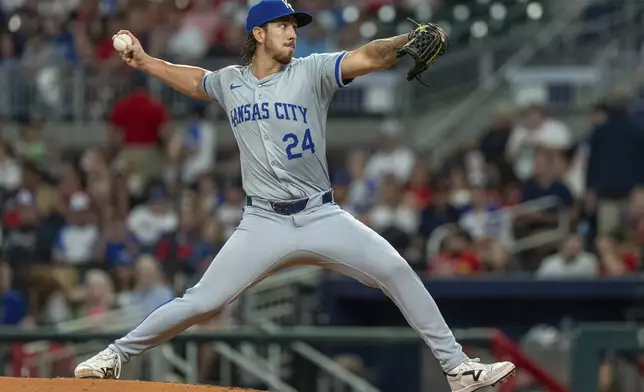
[596,234,641,275]
[429,251,480,276]
[427,231,481,276]
[110,86,167,146]
[96,39,117,63]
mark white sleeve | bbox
[536,257,558,278]
[202,69,225,102]
[505,127,525,159]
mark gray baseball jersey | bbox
[202,51,350,201]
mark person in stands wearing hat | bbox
[126,186,178,254]
[52,192,100,266]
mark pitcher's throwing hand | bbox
[112,30,149,69]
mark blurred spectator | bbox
[478,106,515,185]
[536,233,599,279]
[166,0,216,62]
[427,229,480,277]
[478,239,516,274]
[195,173,223,218]
[464,147,488,189]
[42,17,77,66]
[506,105,572,182]
[21,27,65,75]
[43,137,66,180]
[194,218,221,267]
[345,149,378,214]
[459,185,513,249]
[561,103,609,204]
[586,98,644,236]
[0,29,18,69]
[74,269,117,330]
[625,186,644,234]
[93,13,127,68]
[480,106,514,163]
[18,161,63,218]
[563,139,589,201]
[404,159,432,211]
[0,261,27,325]
[2,189,53,292]
[22,27,67,109]
[52,192,100,266]
[126,186,178,253]
[120,254,174,318]
[166,104,217,187]
[364,121,416,184]
[14,118,47,165]
[80,147,117,221]
[368,174,418,254]
[516,147,575,230]
[174,217,222,291]
[331,171,356,216]
[417,181,458,240]
[57,161,84,204]
[38,264,78,325]
[102,218,133,268]
[215,183,244,240]
[448,168,471,211]
[110,72,168,192]
[595,231,641,277]
[0,139,21,197]
[155,207,200,278]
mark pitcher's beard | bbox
[266,40,294,64]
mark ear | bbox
[252,26,265,44]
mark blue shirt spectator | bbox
[0,262,27,326]
[418,185,459,239]
[586,102,644,200]
[521,177,574,208]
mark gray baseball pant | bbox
[109,195,467,372]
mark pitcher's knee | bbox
[182,286,229,316]
[376,256,415,284]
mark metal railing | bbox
[427,195,570,259]
[259,320,381,392]
[16,302,286,387]
[0,325,497,390]
[241,265,322,324]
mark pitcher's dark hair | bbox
[241,24,266,65]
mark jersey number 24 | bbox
[283,129,316,160]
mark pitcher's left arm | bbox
[342,24,447,81]
[341,35,410,79]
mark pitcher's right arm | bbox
[114,30,214,101]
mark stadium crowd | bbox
[2,87,644,330]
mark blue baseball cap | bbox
[245,0,313,34]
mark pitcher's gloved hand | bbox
[397,21,449,86]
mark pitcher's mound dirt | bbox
[0,377,266,392]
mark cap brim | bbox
[292,11,313,29]
[267,11,313,29]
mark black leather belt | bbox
[246,190,333,216]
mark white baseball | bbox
[113,34,133,52]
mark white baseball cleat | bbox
[446,358,516,392]
[74,348,122,379]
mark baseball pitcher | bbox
[75,1,515,391]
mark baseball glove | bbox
[397,20,448,86]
